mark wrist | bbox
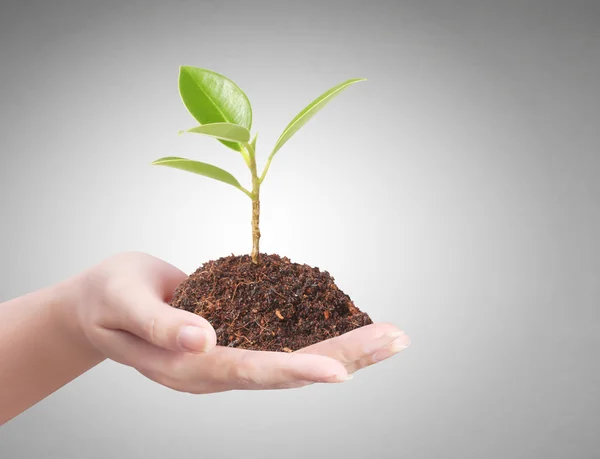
[50,274,106,365]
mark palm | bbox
[136,323,407,393]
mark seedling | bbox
[152,66,365,264]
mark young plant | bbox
[152,66,365,264]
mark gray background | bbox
[1,0,599,458]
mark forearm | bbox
[0,275,105,425]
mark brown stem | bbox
[249,147,261,264]
[251,196,260,263]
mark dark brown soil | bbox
[170,254,372,352]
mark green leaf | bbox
[151,156,244,191]
[271,78,366,157]
[179,66,252,152]
[179,122,251,144]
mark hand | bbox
[138,323,410,393]
[78,252,410,393]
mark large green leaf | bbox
[152,156,245,192]
[271,78,365,157]
[179,122,251,143]
[179,66,252,151]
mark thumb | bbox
[115,286,217,353]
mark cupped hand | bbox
[78,252,410,393]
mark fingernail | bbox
[178,326,210,352]
[364,330,406,355]
[392,333,411,349]
[326,373,354,383]
[372,334,411,362]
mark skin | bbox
[0,252,411,425]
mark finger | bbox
[183,347,351,392]
[297,323,410,373]
[110,283,217,353]
[142,255,189,302]
[92,327,178,372]
[298,323,401,363]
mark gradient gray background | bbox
[1,0,599,457]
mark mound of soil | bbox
[170,254,372,352]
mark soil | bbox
[170,253,372,352]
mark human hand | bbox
[137,322,410,393]
[78,252,410,393]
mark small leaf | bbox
[271,78,365,157]
[250,132,258,151]
[179,66,252,151]
[152,156,242,189]
[179,122,251,144]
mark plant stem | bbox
[251,193,260,264]
[246,143,261,264]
